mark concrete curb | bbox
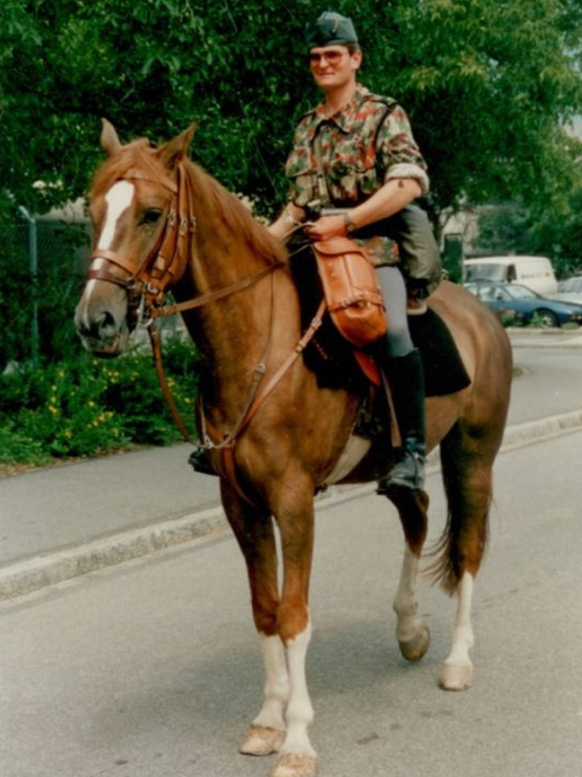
[2,409,582,602]
[510,341,582,349]
[507,328,582,349]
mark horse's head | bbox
[75,120,195,356]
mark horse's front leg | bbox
[221,482,288,757]
[270,473,317,777]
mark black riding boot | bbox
[377,348,427,495]
[188,447,218,476]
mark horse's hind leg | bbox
[433,423,498,691]
[220,482,288,757]
[389,489,431,661]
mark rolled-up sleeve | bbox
[376,105,430,195]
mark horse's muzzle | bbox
[75,307,129,357]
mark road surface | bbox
[1,429,581,777]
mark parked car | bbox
[464,282,582,328]
[463,255,558,295]
[552,276,582,305]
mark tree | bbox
[475,188,582,277]
[1,0,582,224]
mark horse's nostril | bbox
[96,310,116,338]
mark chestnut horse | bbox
[75,122,512,777]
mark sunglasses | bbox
[309,50,347,67]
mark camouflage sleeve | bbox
[375,105,430,194]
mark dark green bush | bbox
[0,338,200,464]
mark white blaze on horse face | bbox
[98,181,135,250]
[82,181,135,327]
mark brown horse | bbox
[75,122,512,777]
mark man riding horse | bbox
[269,11,442,495]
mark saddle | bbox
[290,236,470,398]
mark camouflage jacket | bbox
[285,84,429,266]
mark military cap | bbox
[305,11,359,49]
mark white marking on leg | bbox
[440,571,475,690]
[253,634,289,731]
[280,617,316,758]
[81,181,135,326]
[446,571,474,664]
[393,546,423,642]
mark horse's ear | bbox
[158,124,197,170]
[101,119,122,156]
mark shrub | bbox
[0,338,200,464]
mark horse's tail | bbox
[425,423,493,595]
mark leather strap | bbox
[199,299,326,509]
[150,264,280,319]
[148,322,195,443]
[233,299,326,435]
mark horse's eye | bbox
[140,209,162,225]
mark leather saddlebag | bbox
[312,237,387,347]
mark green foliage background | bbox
[2,0,582,226]
[2,0,582,466]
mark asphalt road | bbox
[1,429,581,777]
[510,347,582,424]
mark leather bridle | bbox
[86,162,325,504]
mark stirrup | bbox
[406,298,428,316]
[188,448,218,477]
[377,449,426,495]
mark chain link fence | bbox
[1,211,187,370]
[1,214,91,368]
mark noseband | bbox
[87,164,282,322]
[87,166,195,317]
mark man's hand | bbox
[305,215,349,241]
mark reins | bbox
[88,163,326,495]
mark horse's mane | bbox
[183,160,289,267]
[90,139,288,267]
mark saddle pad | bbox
[409,308,471,396]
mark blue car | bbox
[464,282,582,328]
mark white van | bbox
[463,256,558,295]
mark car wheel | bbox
[537,309,559,328]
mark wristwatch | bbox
[343,213,358,235]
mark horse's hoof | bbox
[239,725,285,756]
[398,625,430,662]
[270,752,318,777]
[438,660,474,691]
